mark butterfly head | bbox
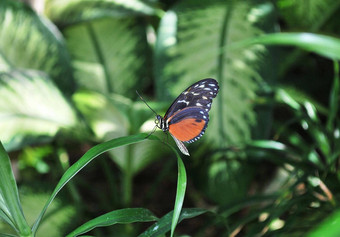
[155,115,161,127]
[156,114,167,132]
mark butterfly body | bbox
[154,78,219,156]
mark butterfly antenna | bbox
[136,90,158,116]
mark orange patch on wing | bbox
[169,118,206,142]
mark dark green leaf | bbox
[139,208,208,237]
[327,61,340,131]
[278,0,340,31]
[66,208,158,237]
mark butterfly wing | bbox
[164,78,219,120]
[170,133,190,156]
[167,107,209,143]
[163,78,219,156]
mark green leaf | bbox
[0,70,78,151]
[64,17,151,97]
[73,91,129,140]
[0,0,75,93]
[237,33,340,60]
[22,189,76,237]
[138,208,208,237]
[278,0,340,31]
[45,0,161,25]
[32,133,150,235]
[66,208,158,237]
[327,61,340,131]
[171,156,187,237]
[0,142,31,236]
[276,88,302,111]
[307,208,340,237]
[155,0,276,146]
[248,140,287,151]
[73,91,165,175]
[276,86,328,115]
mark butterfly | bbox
[137,78,219,156]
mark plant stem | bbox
[122,146,133,207]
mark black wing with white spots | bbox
[163,78,219,120]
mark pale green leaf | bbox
[45,0,161,25]
[0,70,78,151]
[0,0,75,93]
[64,17,151,97]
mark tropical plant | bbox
[0,0,340,236]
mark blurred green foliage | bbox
[0,0,340,236]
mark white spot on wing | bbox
[196,102,202,106]
[204,88,211,91]
[199,84,205,88]
[202,96,208,99]
[177,100,189,105]
[209,83,216,86]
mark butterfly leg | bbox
[145,125,157,138]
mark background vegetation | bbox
[0,0,340,236]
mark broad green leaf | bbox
[32,134,150,235]
[278,0,340,31]
[0,70,78,151]
[64,17,151,97]
[66,208,158,237]
[237,33,340,60]
[0,0,75,93]
[155,0,276,147]
[45,0,161,25]
[139,208,208,237]
[0,142,31,236]
[170,156,187,237]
